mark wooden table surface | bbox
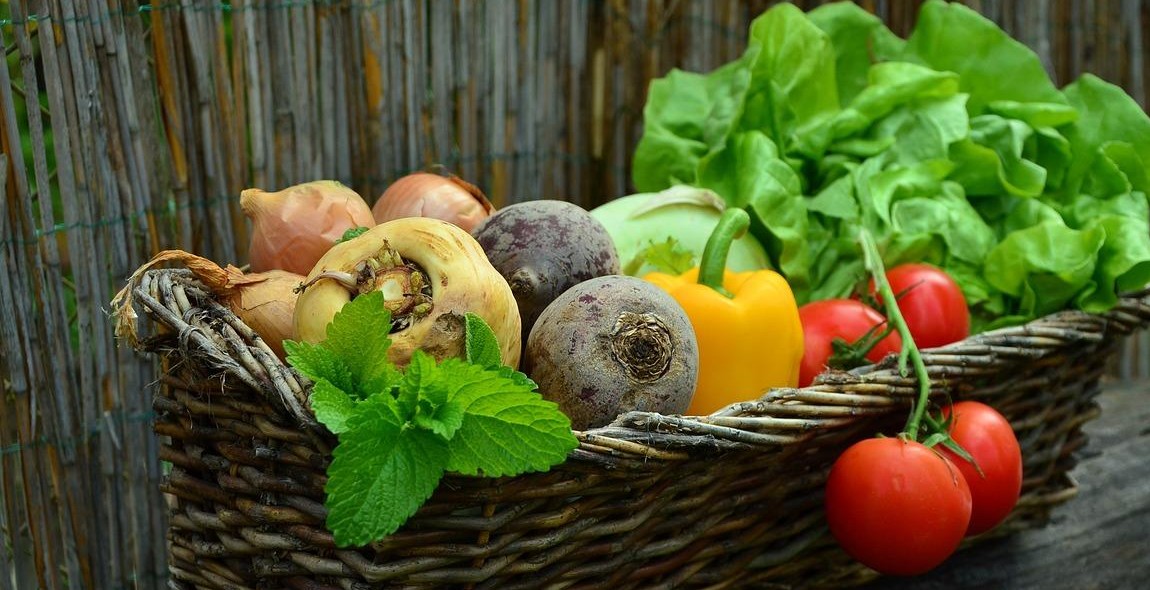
[860,379,1150,590]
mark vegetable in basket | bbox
[629,0,1150,331]
[372,169,494,232]
[110,250,303,360]
[824,230,1022,576]
[293,216,521,368]
[523,275,700,430]
[797,298,902,388]
[588,184,771,276]
[284,292,578,547]
[644,208,803,415]
[938,400,1023,537]
[471,199,620,348]
[241,180,375,276]
[826,436,973,576]
[868,263,970,350]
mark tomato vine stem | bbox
[858,229,933,440]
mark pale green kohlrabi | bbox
[590,185,772,277]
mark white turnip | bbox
[294,217,522,368]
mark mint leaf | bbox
[324,393,449,547]
[291,293,576,548]
[336,226,370,244]
[414,399,466,441]
[398,350,438,414]
[496,365,538,390]
[324,291,401,397]
[446,373,578,477]
[439,357,540,403]
[464,313,502,369]
[284,339,354,394]
[311,379,357,434]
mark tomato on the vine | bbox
[797,299,902,387]
[824,437,972,576]
[870,263,969,350]
[938,401,1023,536]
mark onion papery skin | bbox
[225,269,304,361]
[241,180,376,276]
[372,172,494,232]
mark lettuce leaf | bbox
[899,0,1067,115]
[628,0,1150,327]
[808,1,906,105]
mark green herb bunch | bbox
[284,291,578,547]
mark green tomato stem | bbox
[697,208,750,298]
[858,229,932,440]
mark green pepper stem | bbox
[697,208,750,298]
[858,229,932,440]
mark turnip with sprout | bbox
[294,217,522,368]
[471,200,619,347]
[524,275,699,430]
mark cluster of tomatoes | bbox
[801,263,1025,576]
[797,263,971,388]
[825,400,1024,576]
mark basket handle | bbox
[117,268,320,430]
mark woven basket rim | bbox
[122,268,1150,465]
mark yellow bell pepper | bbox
[644,208,803,415]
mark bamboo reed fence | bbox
[0,1,1147,588]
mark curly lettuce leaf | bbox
[983,221,1105,320]
[628,0,1150,327]
[697,131,811,296]
[741,3,840,155]
[900,0,1066,115]
[950,115,1048,198]
[808,1,906,105]
[1061,74,1150,199]
[631,52,756,192]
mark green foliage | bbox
[630,0,1150,330]
[286,292,578,547]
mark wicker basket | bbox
[121,266,1150,589]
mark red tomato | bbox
[825,437,972,576]
[871,263,969,350]
[938,401,1023,536]
[798,299,902,387]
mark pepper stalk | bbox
[696,208,750,298]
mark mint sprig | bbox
[284,291,578,547]
[325,393,449,548]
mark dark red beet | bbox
[523,275,699,430]
[471,200,620,345]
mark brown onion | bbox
[226,269,305,360]
[111,250,304,360]
[241,180,375,275]
[371,171,494,232]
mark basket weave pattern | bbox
[130,268,1150,589]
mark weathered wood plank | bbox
[42,0,104,584]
